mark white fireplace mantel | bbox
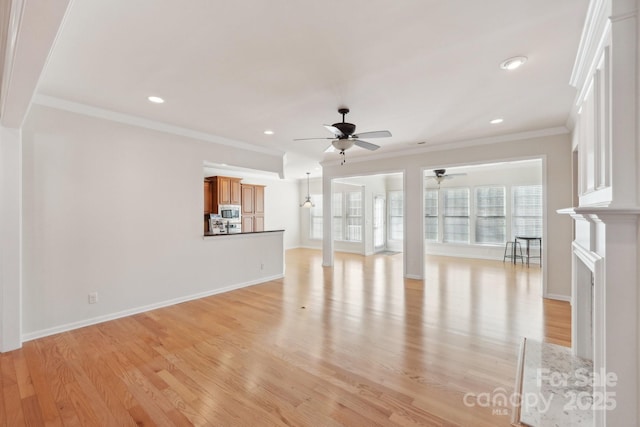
[558,206,640,426]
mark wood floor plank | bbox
[99,350,179,427]
[0,353,6,427]
[22,342,63,426]
[3,250,570,426]
[2,383,25,427]
[1,352,25,426]
[13,349,35,399]
[34,338,82,427]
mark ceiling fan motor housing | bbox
[332,122,356,136]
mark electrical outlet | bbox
[260,262,264,270]
[88,292,98,304]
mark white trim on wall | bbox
[22,273,284,342]
[34,95,285,158]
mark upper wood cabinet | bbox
[207,176,242,207]
[218,176,230,204]
[204,181,213,214]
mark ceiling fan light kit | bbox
[294,107,392,165]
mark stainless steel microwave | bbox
[219,205,240,219]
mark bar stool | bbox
[503,240,524,264]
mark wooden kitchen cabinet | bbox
[241,184,265,232]
[207,176,242,207]
[241,184,254,215]
[230,179,241,205]
[204,175,243,233]
[241,216,254,233]
[254,215,264,231]
[204,180,213,214]
[254,185,264,214]
[218,176,230,204]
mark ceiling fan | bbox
[294,108,392,164]
[426,169,467,185]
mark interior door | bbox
[373,195,386,252]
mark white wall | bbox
[0,127,23,351]
[21,105,285,338]
[322,132,573,298]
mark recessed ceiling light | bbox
[263,130,274,135]
[147,96,165,104]
[500,56,527,70]
[490,118,504,125]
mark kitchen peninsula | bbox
[203,229,284,238]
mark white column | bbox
[0,126,22,352]
[596,213,639,427]
[608,5,638,206]
[322,174,333,267]
[404,167,424,279]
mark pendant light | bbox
[300,172,315,208]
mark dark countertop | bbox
[203,229,284,237]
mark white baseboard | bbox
[298,245,321,250]
[405,274,423,280]
[544,293,571,302]
[21,274,284,343]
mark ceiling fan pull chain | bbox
[340,150,346,165]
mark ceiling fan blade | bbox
[353,139,380,151]
[446,173,467,177]
[353,130,392,139]
[323,124,344,137]
[293,137,333,141]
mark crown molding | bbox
[569,0,609,92]
[320,126,569,167]
[32,94,286,158]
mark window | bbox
[475,186,506,244]
[333,192,343,240]
[345,191,362,241]
[424,189,438,241]
[442,188,469,243]
[309,194,323,239]
[512,185,543,238]
[388,190,403,240]
[315,190,363,242]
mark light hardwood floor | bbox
[1,249,570,426]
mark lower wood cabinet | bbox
[254,215,264,231]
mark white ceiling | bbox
[37,0,588,179]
